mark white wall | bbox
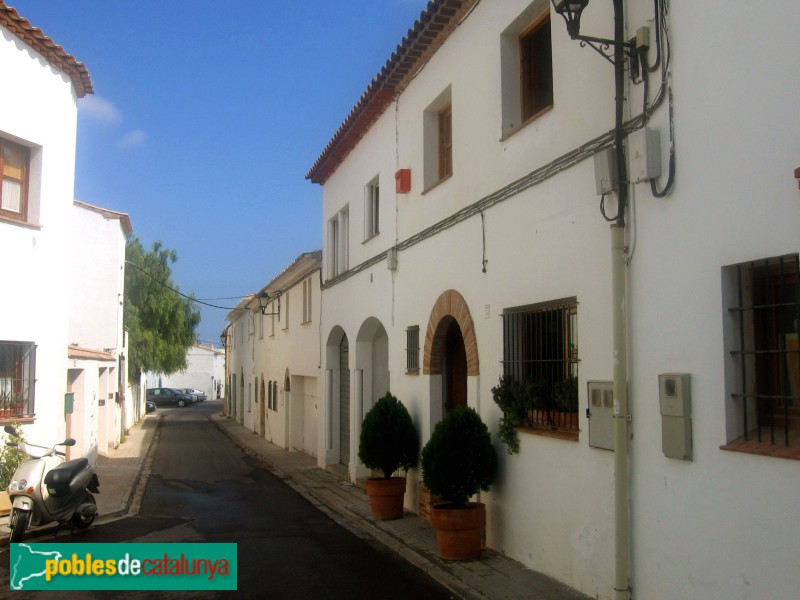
[0,20,80,446]
[316,0,800,598]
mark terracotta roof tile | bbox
[306,0,477,185]
[0,1,93,97]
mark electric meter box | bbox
[658,373,692,460]
[588,380,614,450]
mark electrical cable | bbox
[125,260,248,312]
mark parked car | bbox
[146,387,194,408]
[182,388,207,402]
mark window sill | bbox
[0,215,41,229]
[720,434,800,461]
[516,424,579,442]
[362,233,379,244]
[405,368,419,376]
[499,104,554,143]
[0,415,35,425]
[422,173,452,196]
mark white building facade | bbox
[308,1,800,599]
[226,251,322,456]
[68,200,132,460]
[149,342,225,400]
[0,5,93,446]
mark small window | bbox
[406,326,420,373]
[302,278,313,324]
[500,7,554,137]
[272,380,279,411]
[0,140,30,223]
[327,206,349,278]
[364,178,380,240]
[520,15,553,122]
[423,86,453,191]
[267,380,273,410]
[282,292,289,330]
[501,298,579,435]
[438,105,453,181]
[0,341,36,419]
[722,254,800,458]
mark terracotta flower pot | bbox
[365,477,407,520]
[430,501,486,560]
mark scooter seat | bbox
[44,458,89,493]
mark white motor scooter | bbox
[4,425,100,542]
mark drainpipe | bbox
[612,1,631,598]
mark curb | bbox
[207,414,484,600]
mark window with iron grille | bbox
[406,326,420,373]
[723,254,800,456]
[501,298,579,432]
[0,341,36,419]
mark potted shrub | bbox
[421,406,498,560]
[358,392,419,520]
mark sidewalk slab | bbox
[210,413,592,600]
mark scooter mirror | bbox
[64,438,76,446]
[4,425,17,436]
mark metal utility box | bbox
[593,148,618,195]
[658,373,692,460]
[588,380,614,450]
[629,127,661,183]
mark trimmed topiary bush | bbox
[358,392,419,479]
[421,406,498,508]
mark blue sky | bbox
[13,0,429,345]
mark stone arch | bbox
[423,289,479,376]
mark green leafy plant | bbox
[358,392,420,479]
[554,376,579,412]
[421,406,498,508]
[0,423,28,490]
[491,377,545,454]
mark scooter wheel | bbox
[10,510,29,543]
[71,493,97,529]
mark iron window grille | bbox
[501,298,579,431]
[0,341,36,419]
[727,254,800,448]
[406,326,420,373]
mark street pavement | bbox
[1,406,591,600]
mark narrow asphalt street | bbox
[0,401,453,599]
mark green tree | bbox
[124,236,200,381]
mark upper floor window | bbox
[282,291,289,330]
[1,140,30,223]
[0,341,36,419]
[520,15,553,122]
[423,87,453,191]
[364,177,380,241]
[302,278,313,324]
[501,298,579,435]
[500,6,553,138]
[328,206,349,279]
[722,254,800,459]
[438,105,453,181]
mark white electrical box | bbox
[658,373,692,460]
[588,380,614,450]
[593,148,618,195]
[629,127,661,184]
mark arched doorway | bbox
[443,318,467,414]
[423,289,480,428]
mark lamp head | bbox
[552,0,589,39]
